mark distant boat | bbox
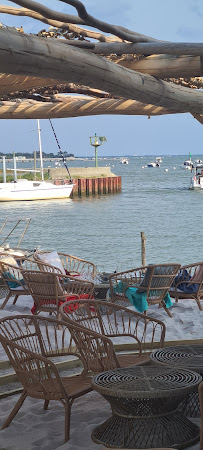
[189,164,203,189]
[182,152,193,170]
[147,161,160,167]
[120,158,129,165]
[156,157,162,163]
[0,120,73,202]
[183,159,193,170]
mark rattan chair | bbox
[0,314,92,443]
[169,262,203,311]
[21,270,94,319]
[60,299,166,370]
[0,255,40,309]
[109,263,181,317]
[34,250,96,278]
[199,381,203,450]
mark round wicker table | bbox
[91,365,201,449]
[150,345,203,417]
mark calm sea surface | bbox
[1,155,202,272]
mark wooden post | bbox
[141,232,146,266]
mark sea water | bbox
[0,155,202,272]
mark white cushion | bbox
[0,255,18,266]
[36,251,65,275]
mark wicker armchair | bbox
[0,314,92,442]
[60,299,166,370]
[34,250,96,278]
[109,263,181,317]
[169,262,203,311]
[0,255,40,309]
[21,270,94,319]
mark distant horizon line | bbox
[1,153,203,158]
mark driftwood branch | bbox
[0,6,121,42]
[92,42,203,56]
[116,55,203,79]
[59,0,159,43]
[0,29,203,114]
[8,0,85,24]
[10,0,159,43]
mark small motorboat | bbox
[147,161,160,167]
[120,158,129,165]
[189,164,203,189]
[183,159,194,170]
[182,152,193,170]
[156,157,162,163]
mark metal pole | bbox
[34,150,36,180]
[13,152,17,182]
[2,156,6,183]
[37,119,44,181]
[95,145,98,168]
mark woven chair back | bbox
[60,299,166,350]
[0,257,39,288]
[34,251,96,278]
[109,263,181,307]
[61,275,94,299]
[141,263,181,301]
[21,270,66,316]
[66,320,118,373]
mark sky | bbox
[0,0,203,157]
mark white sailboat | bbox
[0,120,73,202]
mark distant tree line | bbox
[0,151,75,158]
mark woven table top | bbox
[150,345,203,373]
[92,365,202,399]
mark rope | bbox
[49,119,72,182]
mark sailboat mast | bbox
[37,119,44,181]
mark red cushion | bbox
[31,294,94,314]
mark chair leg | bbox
[196,297,202,311]
[44,399,49,410]
[0,292,11,310]
[64,400,72,443]
[1,390,27,429]
[13,294,19,305]
[161,301,173,318]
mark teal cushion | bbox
[3,272,25,289]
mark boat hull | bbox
[0,181,73,201]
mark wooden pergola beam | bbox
[0,96,182,119]
[0,29,203,114]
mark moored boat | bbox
[147,161,160,167]
[0,119,73,202]
[0,179,73,201]
[120,157,128,164]
[189,164,203,189]
[182,152,193,170]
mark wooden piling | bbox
[141,231,146,266]
[55,176,121,197]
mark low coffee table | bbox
[150,345,203,417]
[93,282,110,300]
[92,365,201,449]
